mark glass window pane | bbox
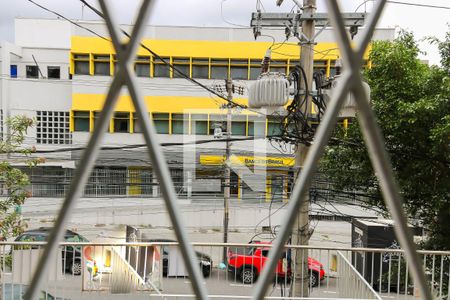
[75,61,89,75]
[114,112,129,133]
[94,55,109,60]
[191,114,208,135]
[211,59,228,65]
[173,57,190,63]
[26,65,39,78]
[193,58,208,64]
[135,63,150,77]
[74,119,89,132]
[132,112,149,133]
[153,57,170,77]
[250,67,260,80]
[193,121,208,135]
[232,122,246,136]
[173,65,189,78]
[192,65,208,79]
[93,111,110,132]
[136,56,150,62]
[154,120,169,134]
[74,54,89,59]
[74,111,90,132]
[154,64,170,77]
[152,113,169,134]
[230,66,248,80]
[171,113,187,134]
[268,122,282,136]
[47,66,60,79]
[230,59,248,65]
[211,66,228,79]
[94,62,110,75]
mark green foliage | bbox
[321,31,450,249]
[0,115,37,240]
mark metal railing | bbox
[1,242,449,299]
[337,251,381,300]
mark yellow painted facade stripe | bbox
[71,36,372,60]
[72,94,251,113]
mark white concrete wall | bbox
[15,18,71,49]
[8,80,71,111]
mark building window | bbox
[248,115,266,136]
[209,114,225,135]
[232,115,247,136]
[270,59,288,74]
[10,65,17,78]
[172,57,190,78]
[94,55,110,76]
[152,113,169,134]
[171,113,187,134]
[191,114,208,135]
[132,112,151,133]
[113,112,130,133]
[210,59,229,79]
[230,59,248,80]
[47,66,60,79]
[74,54,90,75]
[26,65,39,78]
[37,111,71,144]
[267,116,283,136]
[93,111,111,132]
[192,58,209,79]
[73,111,90,132]
[153,56,170,77]
[250,59,261,80]
[135,56,150,77]
[313,60,327,75]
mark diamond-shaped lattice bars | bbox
[252,0,432,299]
[24,1,208,299]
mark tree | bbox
[0,115,39,240]
[320,31,450,250]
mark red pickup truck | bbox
[227,242,325,286]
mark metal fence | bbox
[1,242,448,299]
[20,0,434,299]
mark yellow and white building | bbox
[0,18,394,200]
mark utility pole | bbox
[222,78,233,263]
[250,2,365,297]
[291,0,315,296]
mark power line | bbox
[386,0,450,10]
[76,0,260,113]
[25,0,265,116]
[26,136,268,154]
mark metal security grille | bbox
[23,0,432,299]
[36,111,72,144]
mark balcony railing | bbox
[1,242,448,299]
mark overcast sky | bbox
[0,0,448,65]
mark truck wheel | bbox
[240,266,257,284]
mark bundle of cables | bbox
[268,65,331,146]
